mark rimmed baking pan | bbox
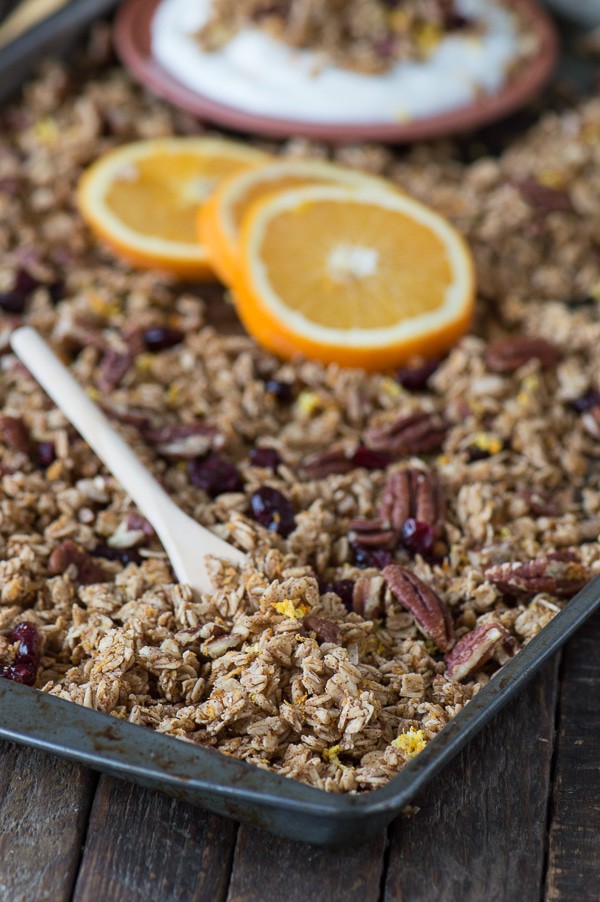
[2,574,598,846]
[0,0,119,103]
[1,0,598,850]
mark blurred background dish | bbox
[115,0,559,143]
[543,0,600,27]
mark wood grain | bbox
[0,740,96,902]
[72,775,237,902]
[383,660,560,902]
[226,825,386,902]
[545,611,600,902]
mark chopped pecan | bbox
[352,575,385,619]
[97,348,132,394]
[201,632,241,659]
[383,564,454,652]
[484,337,562,374]
[126,512,155,537]
[514,179,572,213]
[485,551,588,598]
[303,444,390,479]
[143,422,224,458]
[0,415,36,458]
[445,620,520,682]
[302,615,340,645]
[349,517,397,549]
[380,468,444,535]
[0,316,20,356]
[582,407,600,441]
[48,539,108,585]
[365,411,446,457]
[101,403,153,429]
[516,487,559,518]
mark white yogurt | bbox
[152,0,521,124]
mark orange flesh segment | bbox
[105,152,254,245]
[260,199,452,330]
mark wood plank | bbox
[226,825,386,902]
[0,741,96,902]
[383,660,559,902]
[72,775,237,902]
[545,611,600,902]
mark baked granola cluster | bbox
[2,34,600,791]
[197,0,478,74]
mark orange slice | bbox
[233,184,475,371]
[198,158,394,285]
[77,137,268,278]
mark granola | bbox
[1,34,600,793]
[197,0,479,74]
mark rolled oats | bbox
[1,41,600,792]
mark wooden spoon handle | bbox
[10,326,181,524]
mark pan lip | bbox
[1,574,598,825]
[114,0,559,144]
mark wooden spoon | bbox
[10,326,246,595]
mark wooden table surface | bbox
[1,610,598,902]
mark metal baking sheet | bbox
[0,0,119,103]
[1,5,599,847]
[2,576,599,846]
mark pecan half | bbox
[349,517,397,549]
[445,620,520,682]
[484,337,562,374]
[303,444,391,479]
[303,444,356,479]
[0,415,36,459]
[514,179,572,213]
[48,540,108,585]
[302,615,340,645]
[365,411,446,457]
[485,551,588,598]
[383,564,454,652]
[352,575,385,619]
[380,468,444,535]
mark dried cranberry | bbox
[143,326,185,352]
[400,518,435,557]
[2,662,37,685]
[351,447,391,470]
[1,622,41,686]
[571,390,600,413]
[265,379,294,403]
[12,622,40,663]
[249,447,281,470]
[249,487,296,537]
[37,441,56,468]
[352,546,394,569]
[92,543,143,566]
[0,268,39,314]
[396,358,441,392]
[318,578,355,611]
[188,455,243,497]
